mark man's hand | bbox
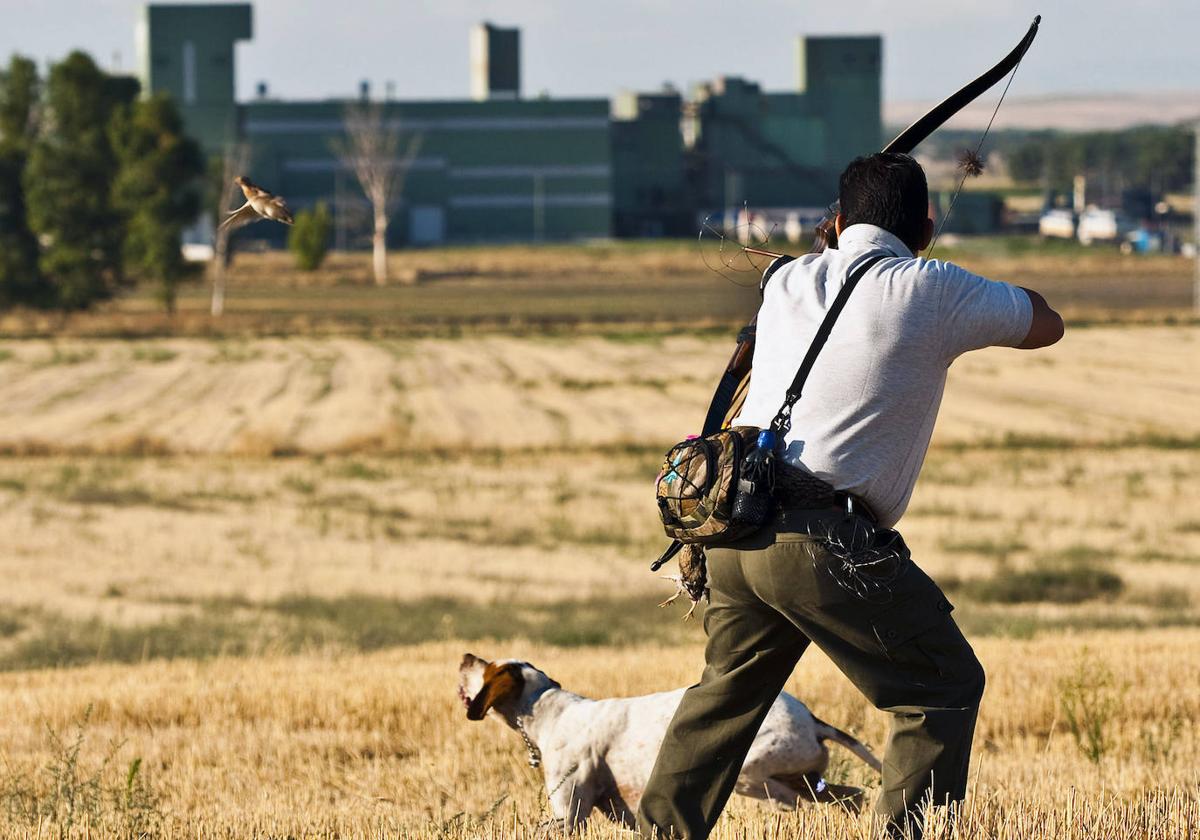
[1017,288,1064,349]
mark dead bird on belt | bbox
[659,543,709,620]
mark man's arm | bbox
[1015,288,1064,349]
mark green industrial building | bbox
[687,37,882,213]
[242,98,612,245]
[137,3,881,245]
[137,3,252,155]
[612,90,691,237]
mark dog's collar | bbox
[515,716,541,768]
[510,685,563,769]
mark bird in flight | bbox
[218,176,294,232]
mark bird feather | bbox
[217,201,261,233]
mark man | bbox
[637,152,1063,839]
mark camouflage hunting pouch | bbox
[655,426,765,545]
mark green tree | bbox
[1005,135,1047,184]
[289,201,332,271]
[0,55,47,307]
[110,94,203,314]
[1006,127,1193,199]
[24,51,136,310]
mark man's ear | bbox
[917,217,934,253]
[834,212,847,238]
[466,663,524,721]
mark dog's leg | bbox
[562,790,595,834]
[598,792,637,828]
[548,773,595,834]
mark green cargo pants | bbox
[637,508,985,840]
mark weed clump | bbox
[1058,654,1125,765]
[0,706,162,836]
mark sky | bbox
[3,0,1200,107]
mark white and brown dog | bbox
[459,653,881,832]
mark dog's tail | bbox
[812,716,882,773]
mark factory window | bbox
[182,41,196,104]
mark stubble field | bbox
[0,244,1197,837]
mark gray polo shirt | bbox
[733,223,1032,528]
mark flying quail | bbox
[218,175,294,232]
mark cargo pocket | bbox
[870,591,958,684]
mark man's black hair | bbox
[838,152,929,252]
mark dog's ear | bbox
[466,662,524,721]
[460,652,486,669]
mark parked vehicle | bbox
[1076,208,1134,246]
[1038,209,1075,240]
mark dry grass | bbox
[0,288,1196,835]
[0,442,1195,653]
[0,634,1197,837]
[0,326,1195,456]
[0,326,1194,666]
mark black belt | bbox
[773,463,877,524]
[773,495,879,540]
[773,462,836,509]
[772,463,878,520]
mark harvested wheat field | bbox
[0,635,1197,837]
[0,317,1196,837]
[0,325,1195,456]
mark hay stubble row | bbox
[0,322,1196,836]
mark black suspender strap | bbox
[759,254,795,292]
[768,254,888,435]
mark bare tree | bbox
[335,103,422,285]
[210,141,249,317]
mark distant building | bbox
[611,89,690,237]
[137,3,881,245]
[242,98,612,245]
[688,37,882,215]
[471,23,520,102]
[136,3,252,155]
